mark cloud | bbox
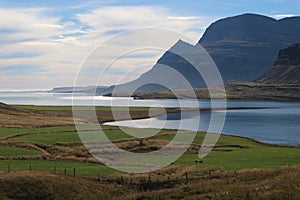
[73,6,215,86]
[272,14,296,19]
[0,5,215,89]
[0,8,60,40]
[0,8,87,89]
[167,16,198,20]
[0,65,46,76]
[77,6,214,41]
[0,52,40,59]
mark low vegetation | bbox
[0,104,299,199]
[0,166,299,200]
[0,124,299,175]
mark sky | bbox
[0,0,299,90]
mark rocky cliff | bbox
[257,44,300,84]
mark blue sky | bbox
[0,0,299,90]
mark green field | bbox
[0,126,76,139]
[152,131,300,169]
[0,160,117,177]
[0,146,41,157]
[11,132,82,144]
[0,103,299,176]
[176,145,300,169]
[0,123,299,177]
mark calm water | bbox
[1,91,300,146]
[107,106,300,146]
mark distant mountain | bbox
[49,87,85,93]
[50,86,109,93]
[257,44,300,84]
[106,13,300,94]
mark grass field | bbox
[152,131,300,169]
[0,126,77,139]
[0,160,117,177]
[0,166,299,200]
[11,131,82,144]
[0,123,299,175]
[0,146,41,157]
[0,105,299,199]
[13,105,175,126]
[0,105,299,174]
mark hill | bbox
[257,43,300,84]
[0,171,130,200]
[0,167,299,199]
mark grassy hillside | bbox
[0,103,76,128]
[15,105,177,124]
[0,167,299,200]
[0,124,299,175]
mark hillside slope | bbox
[257,43,300,84]
[0,167,299,199]
[199,13,300,82]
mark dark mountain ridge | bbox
[199,13,300,82]
[257,43,300,84]
[105,39,209,96]
[135,43,300,101]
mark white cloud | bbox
[167,16,198,20]
[76,6,213,41]
[272,14,296,19]
[0,6,215,89]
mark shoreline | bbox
[103,123,300,149]
[98,106,275,124]
[8,103,299,148]
[101,106,299,148]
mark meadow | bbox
[0,123,299,176]
[0,105,299,199]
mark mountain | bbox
[103,39,209,96]
[102,13,300,95]
[50,86,109,93]
[133,43,300,101]
[257,43,300,84]
[199,13,300,82]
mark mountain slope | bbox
[199,13,300,82]
[104,40,208,95]
[257,43,300,84]
[103,13,300,95]
[134,43,300,101]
